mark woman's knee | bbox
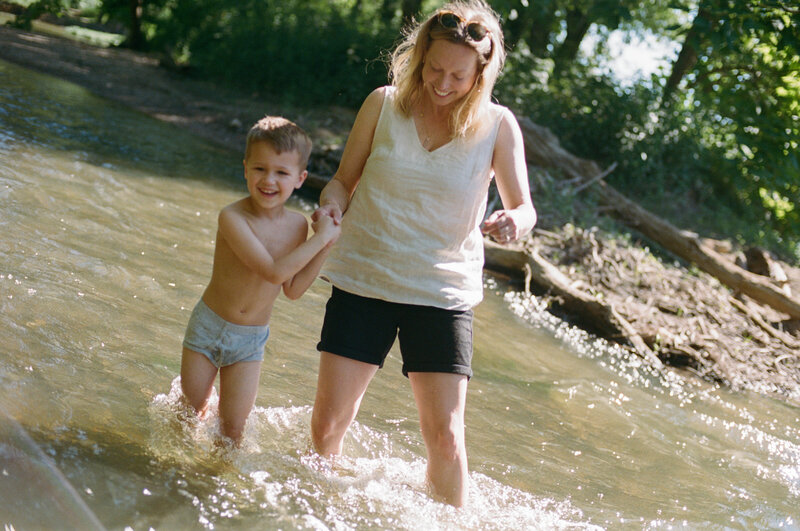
[423,422,464,460]
[310,408,348,452]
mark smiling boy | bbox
[179,116,339,444]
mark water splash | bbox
[148,377,597,530]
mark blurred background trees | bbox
[6,0,799,260]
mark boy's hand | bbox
[481,210,520,244]
[312,211,341,245]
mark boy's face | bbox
[243,141,307,209]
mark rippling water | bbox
[1,59,798,529]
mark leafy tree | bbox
[142,0,395,106]
[662,0,800,239]
[95,0,171,50]
[494,0,675,75]
[498,0,799,257]
[8,0,76,30]
[15,0,797,256]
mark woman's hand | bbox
[481,209,523,243]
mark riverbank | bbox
[2,23,798,404]
[0,22,350,187]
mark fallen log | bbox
[518,117,800,320]
[483,239,661,365]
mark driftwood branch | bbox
[728,297,800,349]
[572,161,617,194]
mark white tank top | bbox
[322,86,507,310]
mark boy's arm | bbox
[282,215,340,299]
[282,243,333,300]
[219,208,335,285]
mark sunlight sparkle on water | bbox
[145,377,597,530]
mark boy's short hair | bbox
[245,116,312,168]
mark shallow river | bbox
[1,59,798,530]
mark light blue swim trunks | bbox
[182,299,269,368]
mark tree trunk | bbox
[595,182,800,319]
[505,4,530,47]
[127,0,144,50]
[663,7,712,100]
[506,1,558,56]
[529,4,558,58]
[553,8,591,74]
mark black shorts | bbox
[317,287,473,378]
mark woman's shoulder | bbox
[467,101,515,141]
[487,100,513,121]
[359,86,392,112]
[485,102,520,134]
[491,106,525,155]
[368,85,394,99]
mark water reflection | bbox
[1,58,799,529]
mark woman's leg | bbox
[311,351,379,455]
[408,372,469,507]
[218,360,262,443]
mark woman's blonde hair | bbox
[389,0,505,139]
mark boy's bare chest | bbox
[253,218,301,258]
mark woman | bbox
[310,0,536,506]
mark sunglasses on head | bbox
[435,11,490,42]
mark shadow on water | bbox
[0,405,104,530]
[0,58,242,190]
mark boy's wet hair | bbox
[245,116,312,167]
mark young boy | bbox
[180,116,339,444]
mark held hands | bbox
[481,210,521,244]
[311,210,341,246]
[312,202,343,225]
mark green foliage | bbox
[675,0,800,244]
[142,0,395,106]
[496,0,799,261]
[8,0,75,29]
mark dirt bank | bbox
[0,24,350,186]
